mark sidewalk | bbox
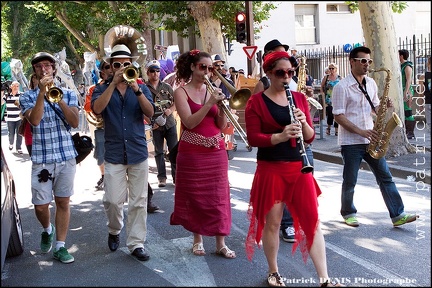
[311,121,431,184]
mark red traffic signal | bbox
[236,12,246,22]
[235,12,247,44]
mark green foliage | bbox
[145,1,275,39]
[345,1,408,14]
[1,1,275,75]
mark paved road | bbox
[1,122,430,287]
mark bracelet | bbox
[135,88,143,96]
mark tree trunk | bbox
[187,1,227,61]
[358,1,415,157]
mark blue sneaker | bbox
[40,224,55,253]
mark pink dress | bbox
[170,90,231,236]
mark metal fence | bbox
[299,34,431,85]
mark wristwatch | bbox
[135,88,143,96]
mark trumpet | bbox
[46,83,63,103]
[204,75,252,151]
[284,84,313,174]
[123,65,139,83]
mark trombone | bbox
[204,72,252,151]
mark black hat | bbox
[211,54,225,64]
[264,39,289,53]
[31,52,56,65]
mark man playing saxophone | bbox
[332,46,419,228]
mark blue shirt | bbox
[20,87,79,164]
[91,82,155,165]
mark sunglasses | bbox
[197,63,214,72]
[112,61,131,69]
[353,58,373,65]
[214,64,222,67]
[274,68,295,78]
[329,67,335,70]
[149,69,160,73]
[103,65,111,70]
[34,63,54,70]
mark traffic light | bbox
[235,12,247,44]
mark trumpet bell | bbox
[123,66,139,82]
[47,86,63,103]
[229,88,251,110]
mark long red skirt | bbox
[170,145,231,236]
[245,160,321,263]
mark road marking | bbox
[325,242,417,287]
[120,234,216,286]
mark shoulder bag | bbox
[45,98,94,164]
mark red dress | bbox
[244,90,320,263]
[170,91,231,236]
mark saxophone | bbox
[366,68,403,159]
[296,55,322,117]
[296,56,307,94]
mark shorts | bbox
[31,159,76,205]
[94,128,105,166]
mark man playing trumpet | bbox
[19,52,80,264]
[92,44,155,261]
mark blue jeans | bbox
[152,125,178,181]
[340,144,405,220]
[7,120,23,149]
[281,145,314,229]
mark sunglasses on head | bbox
[112,61,131,69]
[149,69,160,73]
[353,58,373,65]
[197,63,214,72]
[273,68,295,78]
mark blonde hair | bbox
[328,63,338,70]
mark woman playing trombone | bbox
[169,49,236,259]
[244,51,343,287]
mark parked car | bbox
[1,148,24,271]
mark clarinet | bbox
[284,84,314,174]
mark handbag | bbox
[45,98,94,164]
[72,132,94,164]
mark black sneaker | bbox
[95,177,104,190]
[281,226,296,243]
